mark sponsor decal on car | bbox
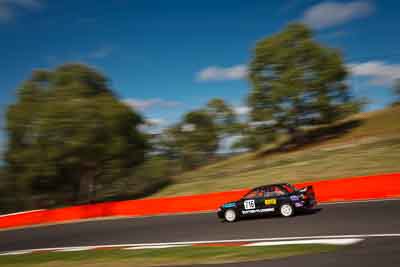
[242,208,275,215]
[244,200,256,210]
[223,203,236,208]
[295,202,304,207]
[290,195,300,201]
[265,198,277,205]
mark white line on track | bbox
[55,247,93,252]
[0,251,33,255]
[0,209,46,218]
[124,244,190,250]
[1,233,400,256]
[75,233,400,247]
[245,238,364,246]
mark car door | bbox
[263,186,281,212]
[240,188,263,216]
[254,188,267,210]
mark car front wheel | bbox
[224,209,237,222]
[280,204,294,217]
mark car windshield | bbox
[243,189,262,199]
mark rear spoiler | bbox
[298,185,316,200]
[298,185,313,193]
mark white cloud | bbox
[11,0,41,8]
[280,0,318,14]
[181,123,196,132]
[0,5,12,21]
[0,0,42,23]
[217,135,248,154]
[249,120,277,127]
[123,98,181,111]
[139,118,168,134]
[146,118,167,126]
[196,64,248,82]
[234,106,250,116]
[88,46,113,59]
[45,46,114,65]
[349,61,400,85]
[302,1,374,29]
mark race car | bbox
[217,183,316,222]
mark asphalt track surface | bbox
[1,199,400,266]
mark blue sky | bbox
[1,0,400,139]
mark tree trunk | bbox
[78,173,94,204]
[78,166,101,204]
[288,127,306,147]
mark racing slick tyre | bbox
[224,209,237,222]
[279,203,294,217]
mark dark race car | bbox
[217,183,316,222]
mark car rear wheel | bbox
[224,209,237,222]
[280,204,294,217]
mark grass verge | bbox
[0,245,338,267]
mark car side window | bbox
[243,188,264,199]
[264,187,273,198]
[256,188,265,198]
[264,186,285,198]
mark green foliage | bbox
[248,23,358,139]
[160,110,219,170]
[393,79,400,105]
[95,156,172,202]
[0,167,16,214]
[205,98,238,135]
[232,123,277,151]
[4,64,148,209]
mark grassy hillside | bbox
[154,106,400,197]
